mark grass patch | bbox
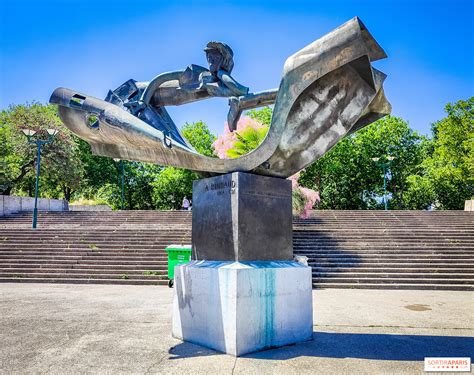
[143,271,161,276]
[70,198,109,206]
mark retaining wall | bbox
[0,195,68,216]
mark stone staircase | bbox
[0,210,472,290]
[294,211,474,290]
[0,211,192,286]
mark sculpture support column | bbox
[191,172,293,261]
[172,172,313,356]
[172,261,313,356]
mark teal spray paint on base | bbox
[263,267,276,347]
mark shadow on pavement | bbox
[168,341,223,359]
[246,332,474,361]
[168,332,474,360]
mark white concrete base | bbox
[172,261,313,356]
[465,200,474,211]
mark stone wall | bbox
[0,195,68,216]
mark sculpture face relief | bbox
[206,49,224,74]
[50,17,391,178]
[204,41,235,73]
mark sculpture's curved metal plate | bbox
[50,17,391,178]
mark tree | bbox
[212,109,319,217]
[41,136,84,201]
[82,121,217,209]
[297,116,427,209]
[402,174,436,210]
[405,97,473,209]
[213,116,269,159]
[0,103,83,200]
[124,162,163,209]
[299,136,366,209]
[147,121,219,209]
[181,121,217,157]
[151,167,195,209]
[75,138,118,194]
[247,106,273,125]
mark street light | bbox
[22,128,59,228]
[114,158,125,210]
[372,155,395,211]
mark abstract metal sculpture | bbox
[50,17,391,178]
[49,17,393,356]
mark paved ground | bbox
[0,284,473,374]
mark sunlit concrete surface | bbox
[0,284,473,374]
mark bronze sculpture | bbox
[50,17,391,178]
[49,18,393,355]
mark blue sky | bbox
[1,0,473,136]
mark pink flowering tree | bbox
[289,172,320,218]
[213,117,269,159]
[213,116,320,218]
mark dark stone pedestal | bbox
[192,172,292,261]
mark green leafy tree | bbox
[402,175,436,210]
[0,103,83,200]
[247,106,273,125]
[41,136,84,201]
[148,122,218,209]
[226,123,269,158]
[405,97,473,209]
[353,115,428,209]
[181,121,217,157]
[223,106,273,158]
[124,162,162,209]
[299,136,366,209]
[298,116,427,209]
[213,116,269,159]
[99,121,216,209]
[76,138,118,194]
[95,162,161,210]
[96,183,122,210]
[151,167,195,209]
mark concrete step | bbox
[311,267,474,273]
[308,257,474,262]
[0,259,168,265]
[1,209,472,290]
[2,250,471,257]
[296,250,474,255]
[0,277,168,285]
[0,263,166,270]
[0,245,173,250]
[0,268,167,275]
[0,272,166,280]
[313,269,474,282]
[293,238,474,243]
[306,262,474,268]
[0,251,169,256]
[303,255,474,260]
[311,283,474,291]
[0,253,168,264]
[313,277,474,284]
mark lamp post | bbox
[371,155,395,211]
[22,128,59,228]
[114,158,125,210]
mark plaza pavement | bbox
[0,283,472,374]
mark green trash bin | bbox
[165,245,192,288]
